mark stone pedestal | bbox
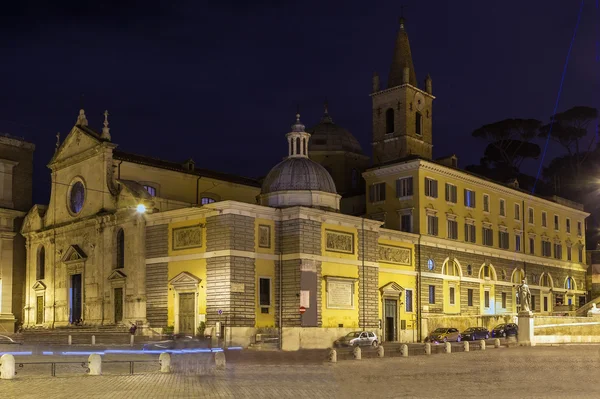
[517,311,535,346]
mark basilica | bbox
[19,18,589,349]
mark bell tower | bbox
[371,17,435,166]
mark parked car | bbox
[334,331,378,347]
[491,323,518,338]
[461,327,490,341]
[424,327,461,343]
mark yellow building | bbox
[364,18,589,335]
[141,114,420,349]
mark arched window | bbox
[466,264,472,276]
[443,260,460,276]
[385,108,394,134]
[512,269,525,284]
[37,246,45,280]
[303,138,307,155]
[296,137,301,155]
[479,264,496,280]
[116,229,125,269]
[565,277,575,290]
[201,197,216,205]
[416,112,422,135]
[541,273,552,287]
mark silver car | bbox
[334,331,378,347]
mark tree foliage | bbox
[472,118,542,169]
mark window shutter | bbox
[369,185,375,202]
[407,177,413,196]
[380,184,386,201]
[396,179,401,198]
[425,179,430,196]
[464,189,468,206]
[433,181,438,198]
[472,192,476,208]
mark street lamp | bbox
[136,204,147,213]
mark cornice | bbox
[0,208,26,218]
[369,84,436,100]
[419,235,587,271]
[364,159,588,217]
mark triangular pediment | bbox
[32,280,47,291]
[169,271,201,286]
[49,125,103,166]
[108,269,127,280]
[380,281,404,296]
[61,245,87,263]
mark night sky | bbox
[1,0,598,205]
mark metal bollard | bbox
[463,341,470,352]
[159,352,171,373]
[0,354,16,380]
[480,339,486,351]
[91,335,96,346]
[400,344,409,357]
[377,346,384,358]
[130,335,135,347]
[88,353,102,376]
[424,343,431,355]
[494,338,501,348]
[328,348,337,363]
[444,342,451,353]
[68,335,72,346]
[353,346,361,360]
[214,351,226,370]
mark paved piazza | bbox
[2,346,600,398]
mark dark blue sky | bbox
[1,0,598,204]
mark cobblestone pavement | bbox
[2,346,600,398]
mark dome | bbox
[307,108,363,155]
[259,112,341,212]
[261,157,337,194]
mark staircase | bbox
[19,324,139,345]
[576,296,600,317]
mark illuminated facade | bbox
[364,18,588,334]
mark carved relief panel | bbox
[325,230,354,254]
[172,226,203,250]
[378,244,411,265]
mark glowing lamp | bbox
[136,204,147,213]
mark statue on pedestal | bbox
[517,279,532,314]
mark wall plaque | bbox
[258,225,271,248]
[300,290,310,308]
[231,283,245,293]
[325,230,354,254]
[172,226,202,250]
[327,279,354,309]
[378,244,411,265]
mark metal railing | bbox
[15,359,158,377]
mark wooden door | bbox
[36,296,44,324]
[70,274,82,323]
[114,288,123,323]
[384,299,397,342]
[179,293,195,334]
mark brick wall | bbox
[206,256,256,327]
[279,219,321,255]
[359,265,379,328]
[358,229,378,262]
[146,262,168,327]
[206,214,255,252]
[145,225,168,258]
[274,259,301,327]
